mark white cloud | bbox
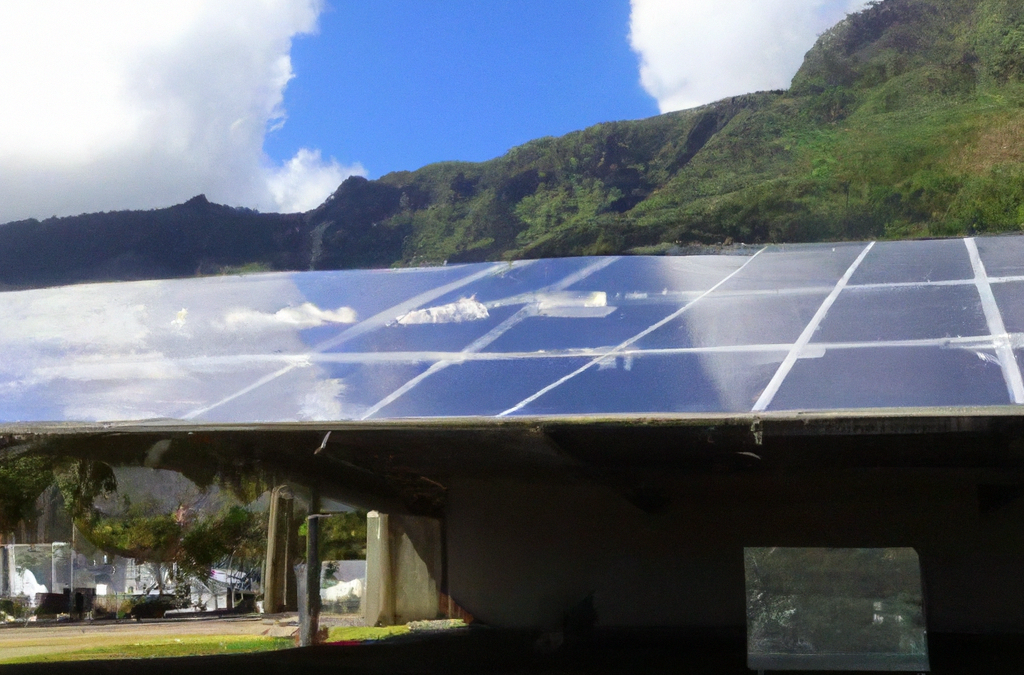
[396,297,490,325]
[0,0,361,223]
[629,0,871,113]
[268,148,363,213]
[224,302,358,330]
[299,378,346,420]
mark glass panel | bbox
[482,304,679,353]
[277,361,435,421]
[769,346,1011,410]
[292,263,491,321]
[813,285,988,343]
[423,257,600,306]
[516,351,785,415]
[976,235,1024,278]
[745,547,929,672]
[9,356,299,424]
[992,281,1024,333]
[565,255,746,295]
[4,238,1024,424]
[849,238,973,284]
[7,545,56,597]
[637,291,828,350]
[369,357,590,418]
[715,243,867,292]
[339,305,523,354]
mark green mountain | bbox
[364,0,1024,262]
[3,0,1023,289]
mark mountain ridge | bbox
[3,0,1023,289]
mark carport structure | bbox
[3,235,1024,669]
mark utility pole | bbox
[299,512,322,646]
[263,486,294,614]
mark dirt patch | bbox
[955,114,1024,172]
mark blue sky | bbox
[266,1,658,178]
[0,0,866,222]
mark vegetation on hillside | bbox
[1,0,1022,288]
[353,0,1024,264]
[0,195,306,288]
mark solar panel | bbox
[2,235,1022,423]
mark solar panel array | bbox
[2,235,1022,424]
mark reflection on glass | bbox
[745,547,928,672]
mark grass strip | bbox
[0,635,293,664]
[325,625,410,643]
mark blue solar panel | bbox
[769,345,1010,410]
[813,285,987,343]
[2,235,1023,423]
[847,238,974,284]
[636,291,829,350]
[373,357,593,419]
[993,282,1024,333]
[976,235,1024,278]
[516,352,785,415]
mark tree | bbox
[77,493,266,598]
[302,511,367,561]
[178,505,264,581]
[82,496,182,594]
[53,459,117,520]
[0,455,55,543]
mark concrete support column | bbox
[365,512,393,626]
[365,511,443,626]
[263,485,294,614]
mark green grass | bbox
[1,623,448,664]
[217,262,274,275]
[0,636,293,664]
[324,620,468,643]
[325,625,411,642]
